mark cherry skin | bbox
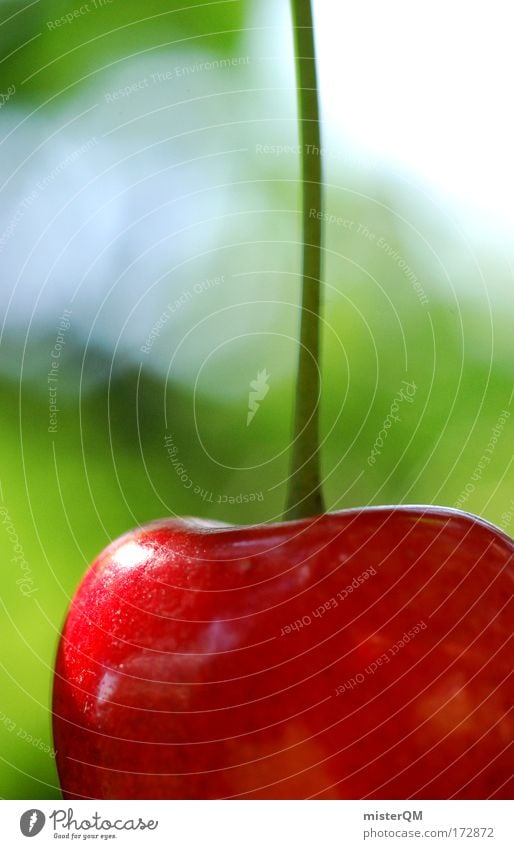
[53,506,513,800]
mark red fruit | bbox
[52,507,513,799]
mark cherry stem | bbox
[284,0,325,521]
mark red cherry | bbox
[52,507,513,799]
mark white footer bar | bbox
[2,800,512,848]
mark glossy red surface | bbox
[53,507,513,799]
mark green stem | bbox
[284,0,325,520]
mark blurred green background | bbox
[0,0,512,798]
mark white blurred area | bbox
[0,0,512,381]
[0,50,252,341]
[270,0,514,237]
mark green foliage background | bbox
[0,0,512,798]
